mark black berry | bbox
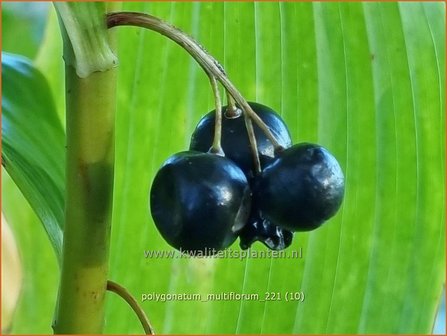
[150,151,251,254]
[190,102,292,179]
[255,143,344,231]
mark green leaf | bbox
[2,1,445,334]
[1,3,50,59]
[108,2,445,333]
[2,53,65,259]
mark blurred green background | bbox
[2,2,445,334]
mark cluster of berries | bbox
[150,103,344,254]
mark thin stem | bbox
[106,12,282,150]
[107,280,155,335]
[243,112,262,174]
[225,92,240,119]
[208,75,224,156]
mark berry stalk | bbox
[243,113,262,174]
[225,92,240,118]
[208,75,224,156]
[106,12,283,150]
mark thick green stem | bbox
[53,67,116,333]
[53,3,117,333]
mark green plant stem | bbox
[53,3,118,333]
[53,65,116,333]
[107,280,155,335]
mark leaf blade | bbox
[2,53,65,259]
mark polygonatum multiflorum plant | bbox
[3,2,445,335]
[13,4,344,335]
